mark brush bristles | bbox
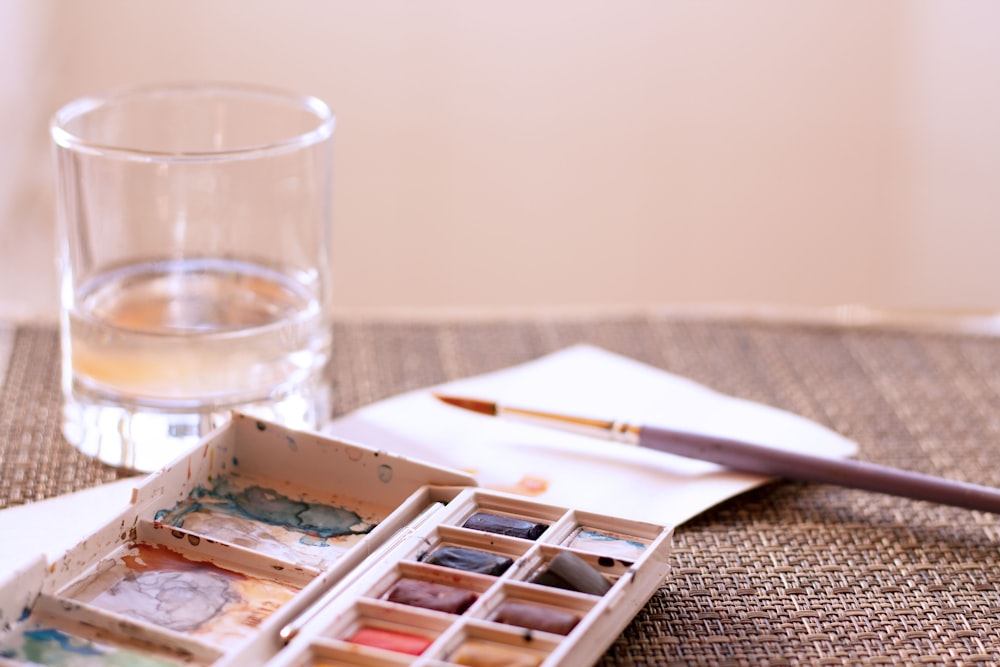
[433,394,499,416]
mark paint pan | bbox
[0,413,673,666]
[484,582,597,635]
[369,561,495,616]
[559,511,663,563]
[441,624,558,667]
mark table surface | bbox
[3,313,1000,666]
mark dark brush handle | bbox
[640,425,1000,514]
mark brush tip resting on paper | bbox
[433,394,499,417]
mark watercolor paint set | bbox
[0,412,673,666]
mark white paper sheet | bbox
[323,345,858,526]
[0,345,858,574]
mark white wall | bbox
[0,0,60,319]
[1,1,999,319]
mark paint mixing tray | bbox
[0,413,672,666]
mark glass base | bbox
[62,385,331,472]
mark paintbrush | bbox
[433,394,1000,514]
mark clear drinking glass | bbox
[51,83,335,471]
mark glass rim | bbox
[49,82,334,163]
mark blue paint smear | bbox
[578,530,643,546]
[572,529,647,560]
[298,535,331,548]
[155,477,374,540]
[0,627,181,665]
[24,629,103,656]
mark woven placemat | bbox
[3,316,1000,665]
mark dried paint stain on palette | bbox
[154,476,377,569]
[65,544,301,649]
[0,627,188,666]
